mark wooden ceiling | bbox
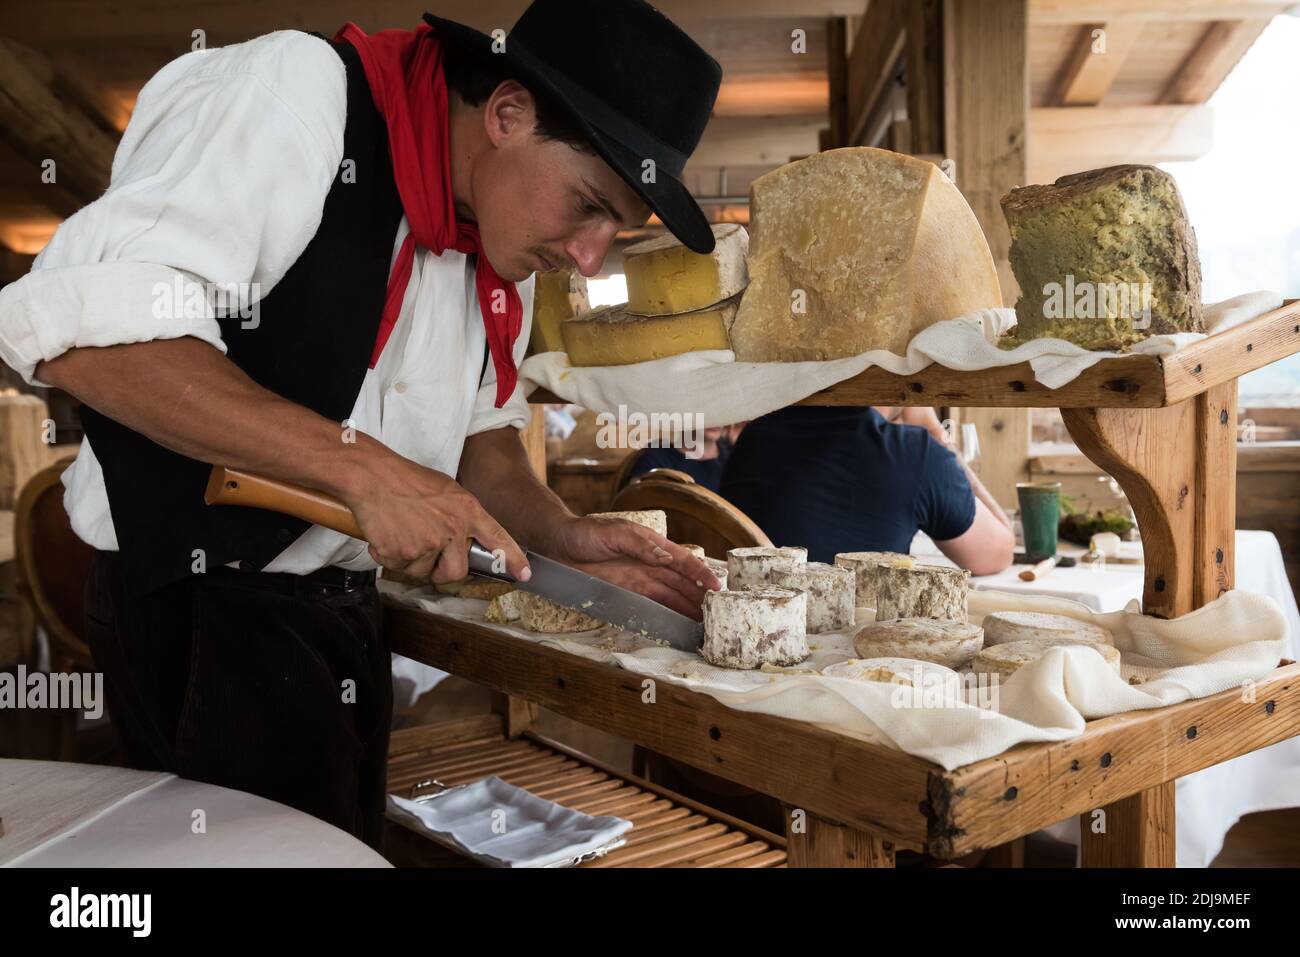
[0,0,1290,269]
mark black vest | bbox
[80,39,406,595]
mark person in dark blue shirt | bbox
[719,406,1013,575]
[627,426,736,492]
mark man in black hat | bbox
[0,0,722,848]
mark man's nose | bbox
[565,222,621,278]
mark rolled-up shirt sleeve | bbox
[467,273,536,435]
[0,30,346,386]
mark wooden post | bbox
[1079,781,1176,868]
[784,805,895,867]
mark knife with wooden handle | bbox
[203,466,705,650]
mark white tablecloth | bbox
[913,528,1300,867]
[0,759,391,867]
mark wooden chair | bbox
[607,447,648,501]
[608,474,771,558]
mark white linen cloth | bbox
[1,759,389,867]
[0,30,535,571]
[387,775,631,867]
[382,583,1288,773]
[520,292,1282,427]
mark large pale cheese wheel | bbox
[528,268,589,354]
[853,618,984,669]
[623,223,748,316]
[562,299,735,367]
[771,561,855,633]
[731,148,1002,362]
[982,611,1113,647]
[822,656,960,686]
[869,556,970,623]
[520,509,668,631]
[973,638,1122,678]
[1001,165,1202,350]
[701,586,808,670]
[834,551,909,608]
[727,546,807,590]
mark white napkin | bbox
[520,292,1282,427]
[386,775,632,868]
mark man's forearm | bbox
[36,337,385,502]
[458,426,574,551]
[962,460,1012,531]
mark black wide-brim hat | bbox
[424,0,722,253]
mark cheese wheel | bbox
[822,656,959,686]
[731,147,1001,362]
[982,611,1113,647]
[853,617,984,669]
[727,546,808,590]
[703,557,728,590]
[516,591,603,633]
[1001,165,1202,350]
[528,267,589,354]
[973,638,1122,678]
[682,544,707,558]
[701,586,807,670]
[623,223,748,316]
[588,509,668,537]
[771,561,855,634]
[869,557,970,623]
[834,551,909,607]
[561,299,736,367]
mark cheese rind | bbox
[562,299,736,367]
[1001,164,1202,350]
[869,561,970,623]
[587,509,669,537]
[834,551,910,608]
[484,590,522,623]
[731,148,1001,362]
[623,223,748,316]
[973,638,1122,678]
[727,546,808,590]
[528,268,589,354]
[771,561,855,634]
[982,611,1113,647]
[822,656,960,686]
[701,586,808,670]
[853,618,984,668]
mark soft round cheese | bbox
[703,557,728,590]
[853,618,984,668]
[588,509,668,537]
[681,544,707,558]
[982,611,1114,647]
[771,561,855,634]
[727,546,808,590]
[822,656,960,686]
[834,551,907,608]
[701,586,807,670]
[870,557,970,623]
[973,638,1122,678]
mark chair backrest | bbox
[14,459,94,670]
[609,476,771,559]
[607,447,648,503]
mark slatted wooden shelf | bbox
[383,712,786,869]
[385,601,1300,864]
[528,300,1300,410]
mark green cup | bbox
[1017,482,1061,561]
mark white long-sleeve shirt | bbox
[0,30,535,573]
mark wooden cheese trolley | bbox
[387,300,1300,867]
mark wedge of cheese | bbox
[731,148,1002,362]
[562,300,736,367]
[623,223,749,316]
[528,268,589,354]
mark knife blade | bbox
[205,466,705,650]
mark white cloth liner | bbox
[382,581,1288,773]
[386,775,632,868]
[520,291,1282,427]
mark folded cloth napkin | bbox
[520,291,1283,427]
[386,775,632,867]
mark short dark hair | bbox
[442,40,592,152]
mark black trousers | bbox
[84,550,394,849]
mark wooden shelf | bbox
[529,300,1300,410]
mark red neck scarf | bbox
[335,22,523,408]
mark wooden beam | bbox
[1161,18,1273,104]
[1028,104,1214,183]
[845,0,907,147]
[0,39,115,208]
[712,75,828,117]
[826,17,849,149]
[905,0,945,154]
[1051,21,1145,105]
[1031,0,1290,24]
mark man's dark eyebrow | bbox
[582,179,628,226]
